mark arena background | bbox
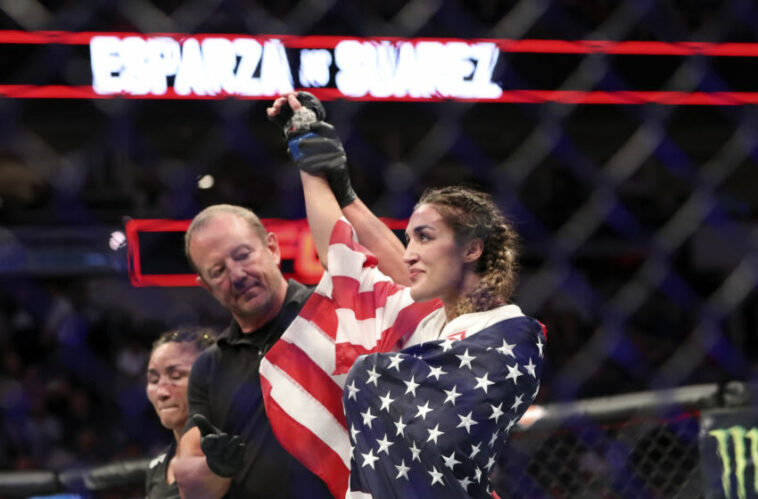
[0,1,757,498]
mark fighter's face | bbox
[146,342,197,432]
[188,213,285,329]
[403,203,470,304]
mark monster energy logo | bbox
[709,426,758,499]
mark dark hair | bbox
[150,326,216,356]
[416,186,520,316]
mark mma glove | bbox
[287,121,357,207]
[192,414,244,478]
[268,90,326,140]
[268,91,357,207]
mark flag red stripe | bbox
[331,276,401,320]
[333,300,441,374]
[297,293,339,339]
[260,376,350,499]
[377,299,443,351]
[264,341,347,429]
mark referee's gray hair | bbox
[184,204,268,273]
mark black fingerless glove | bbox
[288,121,357,207]
[267,91,326,139]
[192,414,245,478]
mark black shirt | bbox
[145,441,180,499]
[187,280,332,498]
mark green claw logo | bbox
[709,426,758,499]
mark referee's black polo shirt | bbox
[187,279,332,498]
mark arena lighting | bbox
[2,30,758,104]
[125,217,407,287]
[197,174,214,189]
[108,230,126,251]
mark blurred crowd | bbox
[1,264,755,475]
[0,278,220,475]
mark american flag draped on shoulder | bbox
[260,219,545,498]
[260,218,440,498]
[344,311,544,498]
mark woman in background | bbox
[145,327,215,499]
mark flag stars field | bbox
[443,385,462,406]
[474,372,495,393]
[415,401,433,420]
[456,349,476,369]
[511,393,524,411]
[439,338,455,352]
[496,339,516,357]
[347,380,360,400]
[378,390,395,412]
[427,365,447,380]
[525,357,537,377]
[376,434,393,454]
[505,363,522,384]
[403,375,420,396]
[442,451,460,470]
[361,408,376,428]
[361,449,379,469]
[394,459,410,480]
[394,417,407,436]
[489,402,504,423]
[429,466,445,486]
[366,365,381,386]
[456,411,478,433]
[426,424,444,444]
[387,354,403,371]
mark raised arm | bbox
[342,198,408,284]
[267,92,410,284]
[299,171,341,268]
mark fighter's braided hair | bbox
[150,326,216,356]
[416,186,520,317]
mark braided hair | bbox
[150,326,217,357]
[416,186,520,317]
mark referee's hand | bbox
[192,414,245,478]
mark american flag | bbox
[260,219,544,498]
[344,315,543,498]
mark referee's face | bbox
[189,213,287,330]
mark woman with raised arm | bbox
[262,93,545,498]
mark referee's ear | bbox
[197,275,211,292]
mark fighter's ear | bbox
[463,238,484,264]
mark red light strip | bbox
[3,30,758,57]
[4,31,758,105]
[4,85,758,106]
[125,217,408,287]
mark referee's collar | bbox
[217,279,312,352]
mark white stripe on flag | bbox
[346,490,374,499]
[335,309,381,349]
[282,316,339,379]
[328,242,367,279]
[260,357,351,468]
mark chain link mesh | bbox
[0,0,756,495]
[496,415,703,497]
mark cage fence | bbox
[2,382,755,497]
[0,0,757,497]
